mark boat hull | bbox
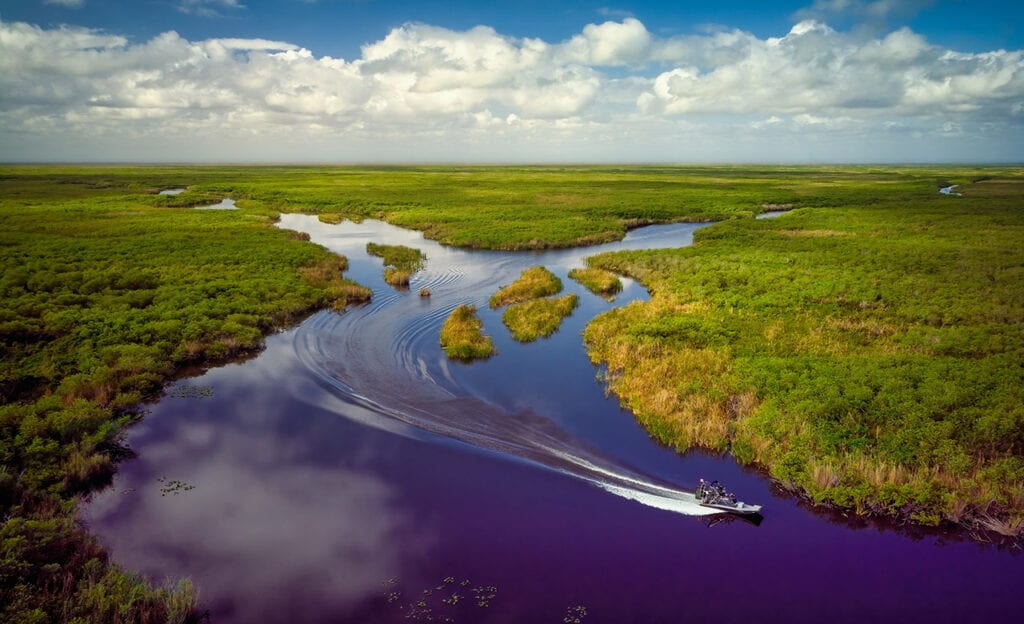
[699,501,762,515]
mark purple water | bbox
[82,216,1022,623]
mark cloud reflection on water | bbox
[83,340,433,622]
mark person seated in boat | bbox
[698,478,715,502]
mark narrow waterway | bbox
[82,215,1021,623]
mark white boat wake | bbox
[293,310,720,518]
[277,214,733,519]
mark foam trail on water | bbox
[293,313,719,518]
[276,214,731,519]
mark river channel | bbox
[83,215,1021,623]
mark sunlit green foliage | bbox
[489,266,562,308]
[2,163,1023,617]
[366,242,426,287]
[1,508,199,623]
[568,267,622,299]
[440,305,496,360]
[584,175,1024,536]
[2,163,1008,252]
[0,168,369,621]
[503,295,580,342]
[317,213,344,224]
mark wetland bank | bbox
[1,166,1022,622]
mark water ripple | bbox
[277,214,725,519]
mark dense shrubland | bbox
[583,177,1024,536]
[2,164,1021,621]
[0,170,368,621]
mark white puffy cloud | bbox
[44,0,85,7]
[0,16,1021,162]
[638,20,1024,120]
[562,17,653,65]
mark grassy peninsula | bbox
[583,176,1024,536]
[569,267,623,299]
[366,242,426,287]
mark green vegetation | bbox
[503,295,580,342]
[2,164,1022,618]
[490,265,576,342]
[0,168,369,621]
[317,213,344,224]
[366,242,426,287]
[440,305,496,360]
[1,510,198,623]
[4,164,1010,252]
[569,267,622,299]
[0,163,867,251]
[583,176,1024,536]
[489,266,563,308]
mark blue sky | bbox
[10,1,1022,58]
[2,0,1023,162]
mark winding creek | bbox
[83,215,1021,623]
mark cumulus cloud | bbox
[638,20,1024,120]
[44,0,85,7]
[0,16,1021,162]
[563,17,652,65]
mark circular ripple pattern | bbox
[279,214,721,517]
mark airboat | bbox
[696,479,762,515]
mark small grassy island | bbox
[490,266,578,342]
[569,267,623,299]
[366,242,426,287]
[489,266,563,308]
[440,304,497,360]
[503,295,580,342]
[1,164,1022,621]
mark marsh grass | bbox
[489,266,562,308]
[584,175,1024,535]
[367,242,426,288]
[299,255,372,309]
[569,267,622,299]
[0,504,202,623]
[318,212,344,224]
[0,168,372,620]
[502,294,579,342]
[3,163,1022,617]
[383,267,413,287]
[440,305,496,360]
